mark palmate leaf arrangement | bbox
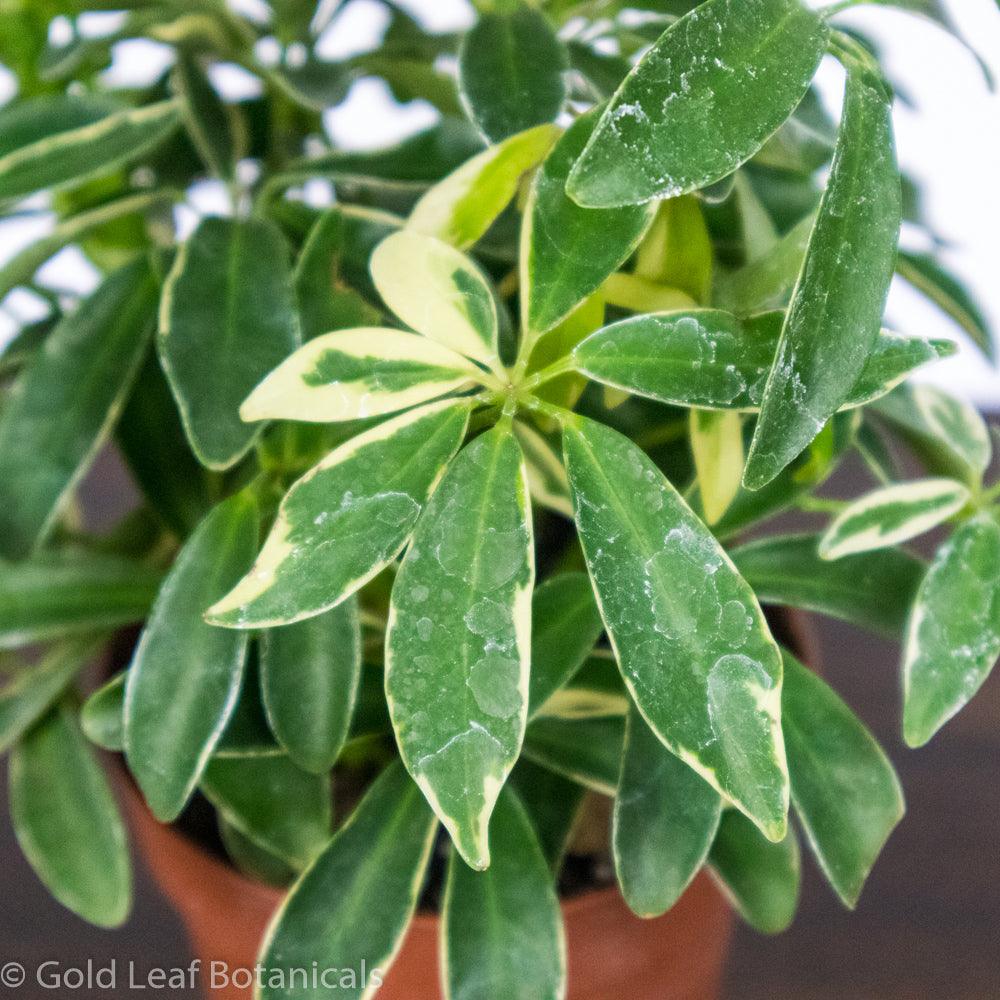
[1,0,999,995]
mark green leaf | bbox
[521,107,656,336]
[215,649,283,759]
[566,0,829,207]
[896,250,994,360]
[116,349,212,536]
[240,327,483,424]
[731,533,924,636]
[712,411,859,540]
[260,601,361,774]
[0,259,156,559]
[572,310,951,413]
[208,400,471,627]
[289,118,485,190]
[708,809,800,935]
[638,195,714,299]
[614,704,721,918]
[386,425,534,870]
[538,654,630,721]
[10,704,131,928]
[1,638,104,754]
[528,573,604,719]
[563,417,788,841]
[370,231,502,371]
[0,551,161,649]
[443,785,565,1000]
[871,384,991,487]
[257,761,436,1000]
[0,95,116,159]
[782,651,904,908]
[201,755,332,870]
[712,212,815,314]
[819,478,970,561]
[744,68,901,490]
[903,514,1000,747]
[514,421,574,518]
[80,671,125,752]
[509,758,584,871]
[124,493,258,821]
[0,99,179,202]
[159,216,302,469]
[458,4,567,144]
[407,123,559,249]
[0,190,173,302]
[218,815,295,888]
[172,50,242,181]
[690,409,744,526]
[294,206,391,340]
[523,715,624,795]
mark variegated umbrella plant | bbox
[0,0,997,996]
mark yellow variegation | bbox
[690,409,744,526]
[208,400,471,627]
[819,478,970,561]
[370,231,503,373]
[240,328,485,424]
[386,426,534,870]
[407,123,560,249]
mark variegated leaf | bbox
[370,231,502,372]
[407,123,560,249]
[563,417,788,841]
[208,400,471,628]
[240,328,484,424]
[819,478,969,561]
[903,514,1000,747]
[386,425,534,870]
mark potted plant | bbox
[1,0,996,997]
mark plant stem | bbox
[519,357,576,393]
[795,495,849,515]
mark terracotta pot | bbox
[124,779,733,1000]
[121,609,816,1000]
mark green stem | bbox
[519,356,576,393]
[795,495,849,516]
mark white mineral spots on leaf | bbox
[468,653,522,718]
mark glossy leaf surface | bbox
[407,124,559,249]
[528,573,604,719]
[0,259,156,558]
[819,478,970,560]
[10,705,131,928]
[458,4,567,144]
[782,651,904,907]
[903,514,1000,747]
[258,762,436,1000]
[125,494,258,821]
[260,601,362,774]
[521,108,656,336]
[201,755,332,869]
[745,69,901,489]
[159,216,301,469]
[386,426,534,870]
[370,231,501,369]
[563,417,788,840]
[573,310,951,413]
[732,534,923,636]
[709,809,800,934]
[240,327,481,424]
[567,0,828,207]
[614,705,722,917]
[209,400,470,627]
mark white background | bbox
[1,0,998,407]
